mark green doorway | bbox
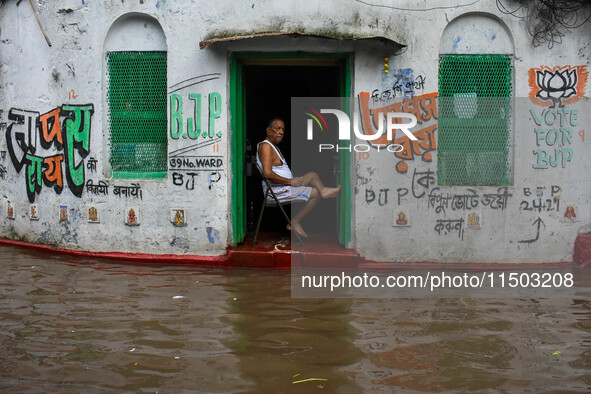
[230,52,351,246]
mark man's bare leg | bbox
[287,222,308,238]
[287,188,320,238]
[300,172,341,199]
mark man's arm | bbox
[258,143,298,186]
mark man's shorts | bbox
[264,185,312,204]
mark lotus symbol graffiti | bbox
[535,68,578,108]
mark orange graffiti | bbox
[39,108,63,147]
[394,123,437,160]
[43,154,64,190]
[359,92,438,146]
[396,161,408,173]
[358,151,370,160]
[528,65,589,107]
[359,92,438,174]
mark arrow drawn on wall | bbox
[518,217,546,244]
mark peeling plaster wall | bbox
[0,0,589,262]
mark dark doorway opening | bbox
[243,64,342,238]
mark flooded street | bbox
[1,245,591,393]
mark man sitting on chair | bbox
[256,117,340,238]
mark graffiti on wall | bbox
[168,74,223,140]
[381,68,426,100]
[520,185,561,213]
[170,92,222,139]
[365,188,390,206]
[5,105,94,203]
[113,183,143,200]
[85,179,109,196]
[517,185,561,244]
[427,187,511,216]
[171,170,222,191]
[86,157,97,172]
[530,102,580,170]
[434,218,465,239]
[528,65,588,108]
[365,167,513,239]
[358,92,438,174]
[169,156,223,171]
[169,137,224,190]
[68,89,79,101]
[529,66,587,169]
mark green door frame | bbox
[230,51,352,246]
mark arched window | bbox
[105,14,167,178]
[438,14,514,185]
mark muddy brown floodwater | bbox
[1,245,590,393]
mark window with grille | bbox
[107,51,167,178]
[438,54,512,185]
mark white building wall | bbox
[350,4,591,262]
[0,0,588,262]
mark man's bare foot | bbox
[321,185,341,199]
[287,222,308,238]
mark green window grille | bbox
[107,51,167,178]
[438,54,512,185]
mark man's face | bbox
[266,119,285,144]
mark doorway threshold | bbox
[228,232,360,269]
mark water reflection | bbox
[0,246,590,392]
[224,271,363,393]
[0,247,245,392]
[347,294,591,392]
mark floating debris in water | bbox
[292,378,328,384]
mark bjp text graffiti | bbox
[6,105,94,203]
[170,92,222,139]
[520,185,561,213]
[368,168,512,215]
[530,107,577,169]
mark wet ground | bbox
[1,245,590,393]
